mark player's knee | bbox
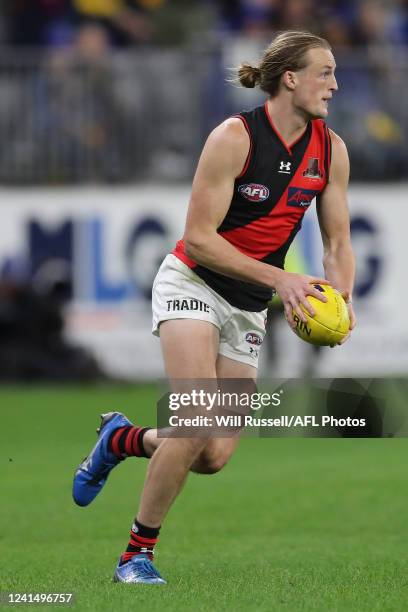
[202,457,227,475]
[193,451,229,475]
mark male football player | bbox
[73,30,355,584]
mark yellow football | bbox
[291,284,350,346]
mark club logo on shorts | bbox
[167,299,210,313]
[287,187,319,208]
[245,332,263,346]
[238,183,270,202]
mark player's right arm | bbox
[183,118,327,324]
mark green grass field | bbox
[1,384,408,611]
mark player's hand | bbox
[330,290,356,347]
[274,271,329,329]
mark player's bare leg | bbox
[136,318,220,527]
[74,318,259,583]
[75,322,211,510]
[190,354,256,473]
[109,318,222,583]
[134,345,257,563]
[142,353,256,473]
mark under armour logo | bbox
[278,161,291,174]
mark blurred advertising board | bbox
[0,184,405,378]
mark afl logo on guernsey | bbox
[238,183,270,202]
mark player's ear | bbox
[282,70,297,91]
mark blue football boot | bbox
[114,554,166,584]
[73,411,133,507]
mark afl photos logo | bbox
[238,183,270,202]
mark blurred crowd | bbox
[2,0,408,48]
[218,0,408,47]
[0,0,406,185]
[2,0,213,47]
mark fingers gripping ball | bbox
[292,284,350,346]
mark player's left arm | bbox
[317,129,356,338]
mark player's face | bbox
[292,48,338,119]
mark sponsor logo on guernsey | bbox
[167,299,210,313]
[238,183,270,202]
[245,332,263,346]
[279,161,292,174]
[287,187,319,208]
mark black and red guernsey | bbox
[173,102,332,311]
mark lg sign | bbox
[2,215,169,303]
[350,215,382,298]
[238,183,270,202]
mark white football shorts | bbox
[152,254,268,368]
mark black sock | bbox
[120,520,161,564]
